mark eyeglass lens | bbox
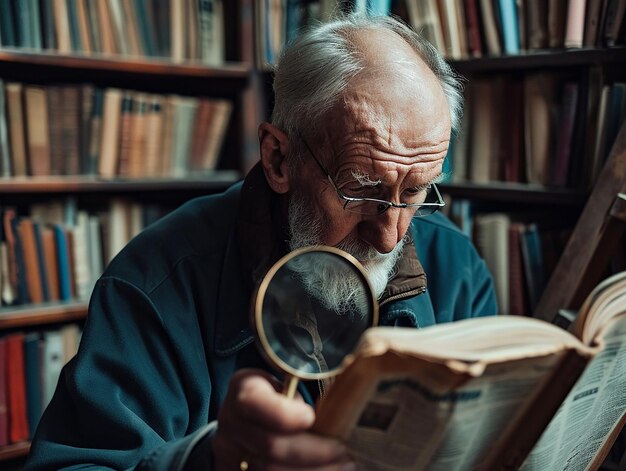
[344,185,442,216]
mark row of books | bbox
[1,199,165,309]
[256,0,626,65]
[449,199,571,315]
[446,73,626,189]
[401,0,626,59]
[257,0,391,66]
[0,0,225,64]
[0,324,81,446]
[0,80,233,179]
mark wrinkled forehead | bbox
[317,74,451,158]
[318,31,450,148]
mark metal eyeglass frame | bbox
[299,136,446,217]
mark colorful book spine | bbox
[498,0,520,54]
[5,333,29,443]
[53,224,73,302]
[23,333,43,438]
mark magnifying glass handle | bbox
[283,375,299,399]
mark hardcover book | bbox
[313,271,626,470]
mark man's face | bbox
[287,48,451,276]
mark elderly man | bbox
[25,13,496,471]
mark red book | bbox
[5,333,29,443]
[463,0,484,57]
[0,338,8,446]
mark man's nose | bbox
[358,209,409,254]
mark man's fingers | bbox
[213,370,353,470]
[228,370,315,432]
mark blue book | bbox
[134,0,157,57]
[285,0,303,42]
[0,0,17,46]
[604,83,626,162]
[12,0,34,48]
[53,224,73,301]
[520,223,545,310]
[353,0,366,13]
[27,0,42,49]
[39,0,56,50]
[23,333,43,438]
[264,0,274,64]
[10,213,29,305]
[66,0,83,52]
[498,0,520,54]
[366,0,391,16]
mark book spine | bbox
[23,333,43,438]
[498,0,520,54]
[5,83,28,177]
[53,224,73,302]
[0,338,7,446]
[0,79,12,177]
[564,0,588,47]
[6,333,29,443]
[463,0,483,57]
[0,0,17,46]
[39,0,57,50]
[551,82,580,187]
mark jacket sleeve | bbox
[25,276,216,471]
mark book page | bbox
[571,271,626,343]
[314,317,595,470]
[322,353,567,471]
[360,316,586,363]
[316,342,584,470]
[521,314,626,471]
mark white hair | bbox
[271,13,464,143]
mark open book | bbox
[313,271,626,470]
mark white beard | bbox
[287,193,404,315]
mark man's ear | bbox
[258,122,291,194]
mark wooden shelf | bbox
[450,47,626,73]
[439,182,589,206]
[0,49,251,97]
[0,171,242,194]
[0,302,88,329]
[0,441,30,462]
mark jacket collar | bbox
[214,163,427,355]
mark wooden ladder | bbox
[535,119,626,323]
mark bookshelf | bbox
[0,302,87,330]
[0,1,259,466]
[446,47,626,317]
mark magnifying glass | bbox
[253,246,379,399]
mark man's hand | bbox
[212,369,354,470]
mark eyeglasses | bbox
[299,137,446,217]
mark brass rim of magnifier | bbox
[253,245,379,381]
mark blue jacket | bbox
[25,170,496,470]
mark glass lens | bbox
[424,185,439,203]
[414,206,438,217]
[345,200,390,215]
[255,247,377,379]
